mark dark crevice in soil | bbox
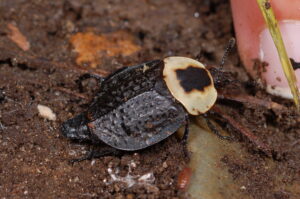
[0,58,37,71]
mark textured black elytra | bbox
[61,60,188,151]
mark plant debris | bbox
[7,23,30,51]
[70,31,141,68]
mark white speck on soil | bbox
[107,161,155,188]
[130,161,136,168]
[162,161,168,168]
[74,176,80,182]
[37,104,56,121]
[91,159,96,166]
[138,173,155,184]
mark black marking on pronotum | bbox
[290,58,300,70]
[61,57,217,160]
[176,66,211,92]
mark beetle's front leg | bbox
[181,115,190,144]
[181,115,190,158]
[204,116,233,140]
[207,106,272,156]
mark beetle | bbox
[61,56,217,159]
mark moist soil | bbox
[0,0,299,199]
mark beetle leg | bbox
[78,73,105,83]
[181,116,190,144]
[181,116,190,157]
[76,73,105,91]
[70,146,123,163]
[204,117,233,140]
[88,147,123,159]
[208,106,272,156]
[69,149,94,164]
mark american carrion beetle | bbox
[61,57,217,154]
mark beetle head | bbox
[163,56,217,115]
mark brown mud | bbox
[0,0,299,198]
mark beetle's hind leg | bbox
[76,73,105,92]
[70,146,124,164]
[78,73,105,83]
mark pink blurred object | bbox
[230,0,300,98]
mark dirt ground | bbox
[0,0,299,198]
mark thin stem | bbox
[256,0,300,111]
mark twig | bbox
[256,0,300,110]
[0,48,109,77]
[218,94,285,110]
[210,106,272,156]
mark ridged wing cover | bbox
[87,90,186,150]
[87,60,163,120]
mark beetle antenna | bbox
[220,38,236,69]
[195,49,203,62]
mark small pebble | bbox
[162,161,168,168]
[91,159,96,166]
[194,12,200,18]
[37,104,56,121]
[114,194,123,199]
[74,176,80,182]
[130,161,136,168]
[114,184,121,192]
[126,194,134,199]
